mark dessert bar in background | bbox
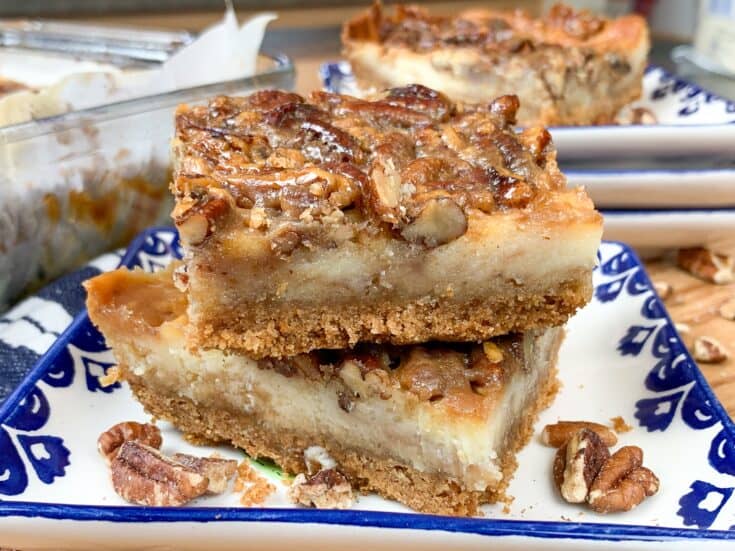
[172,87,601,358]
[342,2,649,127]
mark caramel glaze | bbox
[173,85,570,252]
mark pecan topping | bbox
[541,421,618,448]
[554,428,610,504]
[174,82,565,253]
[171,453,238,494]
[111,441,208,506]
[587,446,659,513]
[652,280,672,301]
[393,338,519,413]
[98,421,162,464]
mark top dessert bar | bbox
[172,86,602,358]
[342,2,649,127]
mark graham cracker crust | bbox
[191,277,589,358]
[122,350,561,517]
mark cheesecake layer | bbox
[172,87,601,357]
[86,267,563,515]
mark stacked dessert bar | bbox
[86,86,602,515]
[342,2,649,127]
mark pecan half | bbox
[692,336,729,364]
[587,446,659,513]
[288,468,355,509]
[171,453,238,494]
[541,421,618,448]
[677,247,734,284]
[554,428,610,504]
[111,442,209,506]
[98,421,162,464]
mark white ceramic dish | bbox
[601,208,735,250]
[566,167,735,208]
[320,62,735,161]
[1,228,735,549]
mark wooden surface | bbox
[645,239,735,417]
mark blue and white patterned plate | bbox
[321,62,735,162]
[1,227,735,550]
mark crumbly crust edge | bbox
[188,276,590,358]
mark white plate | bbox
[567,168,735,208]
[602,208,735,251]
[321,62,735,161]
[1,228,735,549]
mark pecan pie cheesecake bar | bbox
[86,266,563,516]
[342,2,649,127]
[172,87,601,358]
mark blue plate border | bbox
[2,227,735,543]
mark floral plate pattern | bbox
[1,227,734,550]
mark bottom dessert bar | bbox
[85,266,563,516]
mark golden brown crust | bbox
[192,274,590,358]
[122,358,560,516]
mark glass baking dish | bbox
[0,52,294,309]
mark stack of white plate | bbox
[321,63,735,250]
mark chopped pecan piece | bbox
[174,191,232,247]
[677,247,734,284]
[719,298,735,321]
[401,197,468,247]
[288,469,355,509]
[587,446,659,513]
[366,156,403,224]
[541,421,618,448]
[111,442,208,506]
[171,453,238,494]
[692,336,729,364]
[98,421,162,464]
